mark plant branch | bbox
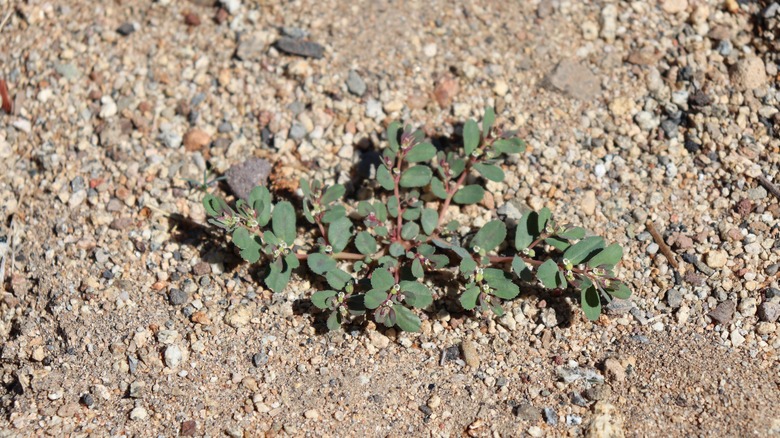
[434,156,477,232]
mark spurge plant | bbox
[202,108,631,332]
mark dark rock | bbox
[584,385,610,401]
[180,420,197,436]
[81,393,94,407]
[513,403,540,422]
[418,405,433,416]
[218,122,233,133]
[765,263,780,276]
[109,217,133,231]
[666,289,683,309]
[689,90,712,107]
[117,22,136,36]
[71,176,85,192]
[545,59,600,101]
[543,407,558,426]
[252,352,268,367]
[766,288,780,299]
[759,302,780,323]
[275,37,325,59]
[708,300,736,324]
[225,157,272,200]
[684,139,701,154]
[346,70,367,96]
[192,262,211,276]
[570,392,589,407]
[168,288,188,306]
[660,119,679,137]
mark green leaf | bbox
[326,311,342,331]
[459,257,477,275]
[402,207,421,221]
[558,226,586,240]
[387,121,401,152]
[399,166,433,188]
[536,259,560,289]
[400,281,433,308]
[374,202,388,221]
[581,284,602,321]
[587,243,624,269]
[311,290,337,309]
[308,253,336,275]
[411,258,424,278]
[328,217,353,253]
[321,205,347,224]
[203,194,229,217]
[265,256,293,293]
[375,226,389,237]
[300,178,311,198]
[302,202,314,224]
[474,163,505,182]
[429,254,449,268]
[421,208,439,235]
[606,281,631,299]
[357,201,374,217]
[460,286,481,310]
[493,138,526,155]
[248,186,272,226]
[472,220,507,252]
[232,228,262,263]
[512,256,533,281]
[453,185,484,204]
[394,305,421,332]
[447,156,466,178]
[401,222,420,240]
[389,242,405,257]
[536,207,552,234]
[490,281,520,300]
[463,119,480,155]
[376,165,395,191]
[405,142,436,162]
[326,269,353,290]
[430,178,448,199]
[387,196,399,217]
[482,107,495,138]
[321,184,345,204]
[545,237,571,251]
[371,268,395,291]
[515,212,534,251]
[272,201,296,245]
[364,289,388,309]
[355,231,377,255]
[563,236,606,265]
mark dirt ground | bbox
[1,0,779,436]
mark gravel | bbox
[2,1,779,436]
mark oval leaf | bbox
[482,107,495,138]
[272,201,296,245]
[463,119,480,155]
[586,243,623,269]
[355,231,377,255]
[421,208,439,235]
[453,185,484,204]
[328,217,353,253]
[460,286,480,310]
[308,253,336,275]
[536,259,560,289]
[321,184,345,204]
[399,166,433,188]
[581,284,602,321]
[401,222,420,240]
[311,290,337,309]
[563,236,606,265]
[472,220,507,252]
[474,163,505,182]
[394,305,421,332]
[364,289,388,309]
[370,268,395,291]
[400,281,433,308]
[405,142,436,162]
[376,165,395,191]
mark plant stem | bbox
[435,156,477,232]
[296,252,365,261]
[392,152,405,242]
